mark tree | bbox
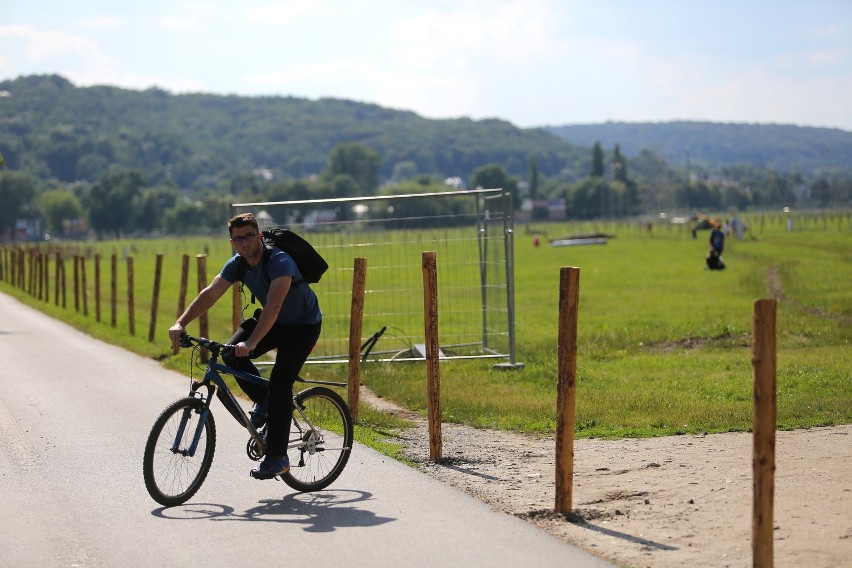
[34,127,95,182]
[630,149,680,213]
[566,177,609,218]
[76,153,111,182]
[322,143,382,196]
[391,160,419,183]
[163,202,209,234]
[230,172,258,196]
[591,142,605,177]
[86,170,145,237]
[132,184,180,232]
[377,177,475,228]
[529,156,540,200]
[612,144,628,182]
[810,179,833,205]
[470,163,520,209]
[723,186,751,210]
[0,172,37,240]
[39,189,83,236]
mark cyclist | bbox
[168,212,322,480]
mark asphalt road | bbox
[0,291,613,568]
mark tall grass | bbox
[2,211,850,440]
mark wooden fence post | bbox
[94,254,101,322]
[175,254,190,354]
[27,249,34,295]
[59,253,66,308]
[555,266,580,513]
[197,254,208,361]
[54,252,61,306]
[73,255,80,312]
[148,253,163,342]
[232,282,241,331]
[18,248,25,289]
[422,251,442,461]
[110,254,117,326]
[752,298,777,568]
[127,256,135,335]
[42,251,50,303]
[80,256,88,316]
[35,252,43,300]
[348,257,367,421]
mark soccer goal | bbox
[231,188,521,367]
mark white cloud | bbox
[389,0,558,69]
[775,48,851,69]
[244,57,380,88]
[378,71,480,119]
[78,16,123,28]
[245,1,330,25]
[158,17,203,32]
[0,24,102,62]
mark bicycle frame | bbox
[177,344,346,458]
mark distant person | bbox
[706,224,725,270]
[710,225,724,254]
[168,212,322,480]
[730,214,744,240]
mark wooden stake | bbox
[555,266,580,513]
[197,254,208,361]
[348,257,367,421]
[127,256,135,336]
[752,298,777,568]
[148,254,163,342]
[422,251,442,461]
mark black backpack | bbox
[235,228,328,294]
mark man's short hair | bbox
[228,213,259,235]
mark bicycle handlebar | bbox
[179,333,345,387]
[179,333,234,355]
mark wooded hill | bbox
[546,121,852,177]
[0,74,586,189]
[1,74,850,191]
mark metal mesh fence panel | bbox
[232,188,518,365]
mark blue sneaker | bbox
[249,399,268,428]
[250,455,290,480]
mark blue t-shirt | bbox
[221,247,322,325]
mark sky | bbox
[2,0,851,131]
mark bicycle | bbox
[143,333,353,507]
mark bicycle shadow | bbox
[152,489,395,532]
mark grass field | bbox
[2,211,850,443]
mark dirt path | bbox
[361,386,852,567]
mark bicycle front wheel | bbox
[143,397,216,506]
[282,386,353,492]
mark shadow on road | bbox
[152,489,395,532]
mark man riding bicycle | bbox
[168,212,322,480]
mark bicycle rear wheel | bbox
[143,397,216,506]
[281,386,353,492]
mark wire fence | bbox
[231,188,520,366]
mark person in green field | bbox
[168,212,322,479]
[706,223,726,270]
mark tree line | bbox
[5,138,846,240]
[1,74,850,240]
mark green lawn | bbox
[2,211,850,441]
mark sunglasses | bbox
[231,232,258,245]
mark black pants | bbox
[223,317,322,457]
